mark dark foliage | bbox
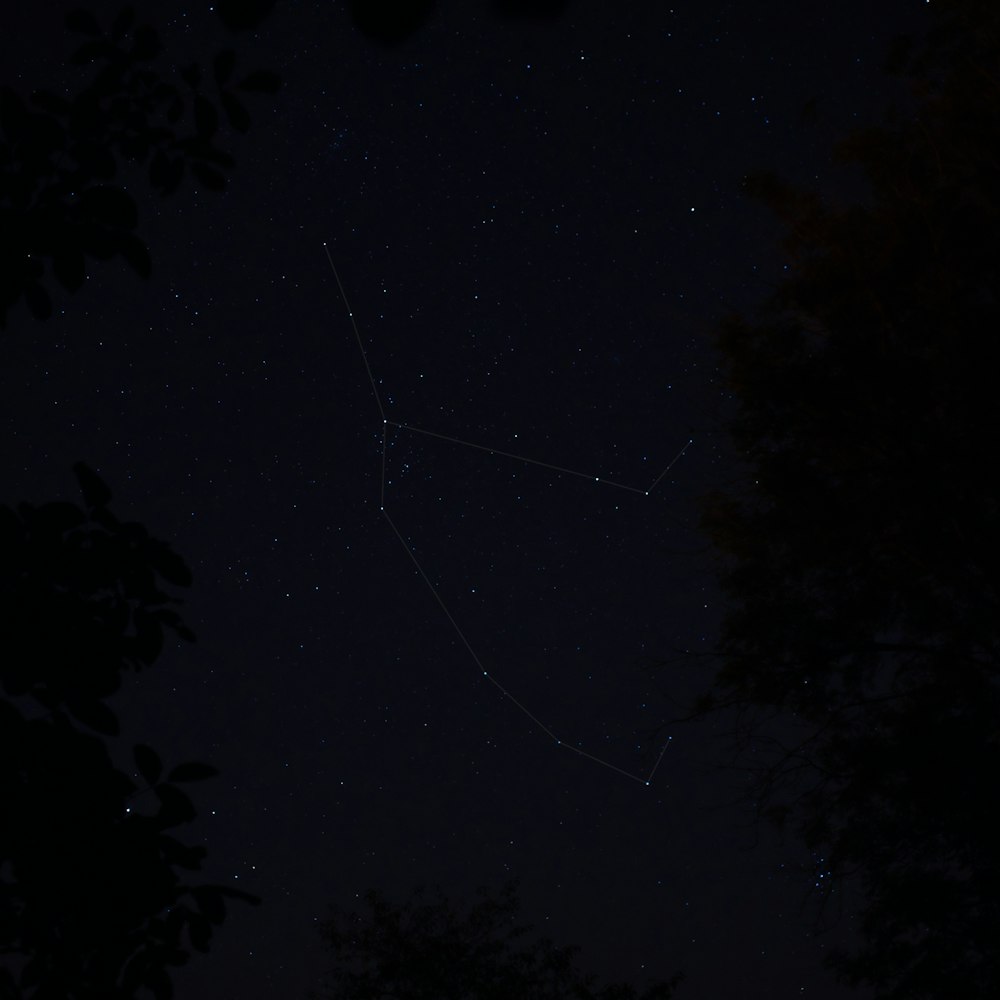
[1,462,194,719]
[213,0,278,33]
[491,0,572,19]
[0,465,259,999]
[314,880,682,1000]
[0,4,281,329]
[346,0,573,45]
[690,1,1000,997]
[347,0,437,44]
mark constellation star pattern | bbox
[324,244,690,785]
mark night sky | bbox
[1,2,933,997]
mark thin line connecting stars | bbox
[324,244,689,786]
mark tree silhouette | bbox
[688,1,1000,997]
[313,880,682,1000]
[0,463,260,999]
[0,3,280,330]
[0,3,281,994]
[346,0,573,45]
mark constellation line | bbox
[382,509,562,746]
[648,438,694,492]
[388,420,649,495]
[558,742,653,785]
[645,734,674,784]
[380,422,387,510]
[324,244,386,423]
[327,247,678,785]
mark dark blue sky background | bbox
[1,2,931,997]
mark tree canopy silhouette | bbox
[690,1,1000,997]
[0,463,259,999]
[346,0,573,45]
[0,3,280,330]
[313,880,682,1000]
[0,3,281,993]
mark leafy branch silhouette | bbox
[1,463,259,999]
[0,4,280,328]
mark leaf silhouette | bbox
[155,783,197,826]
[190,161,226,191]
[134,743,163,785]
[167,761,219,783]
[65,8,101,35]
[73,462,112,508]
[220,91,251,133]
[69,697,120,734]
[191,885,227,924]
[237,69,281,93]
[213,49,236,85]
